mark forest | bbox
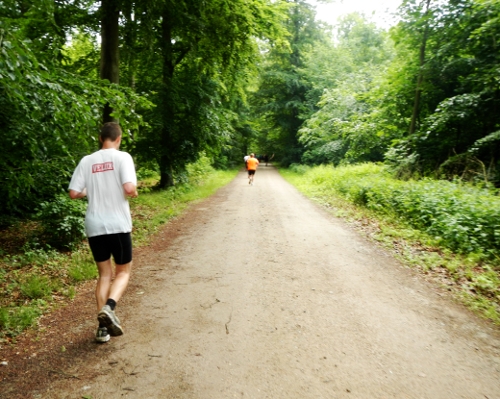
[1,0,500,330]
[1,0,499,219]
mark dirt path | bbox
[13,166,500,398]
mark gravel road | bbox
[45,165,500,399]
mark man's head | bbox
[100,122,122,142]
[250,153,255,157]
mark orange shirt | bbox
[246,157,259,171]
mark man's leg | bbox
[108,262,132,303]
[97,261,131,336]
[95,259,114,312]
[93,259,113,343]
[95,260,132,310]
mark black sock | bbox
[106,298,117,311]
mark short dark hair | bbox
[100,122,122,142]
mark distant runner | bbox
[246,153,259,186]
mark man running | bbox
[69,122,138,343]
[246,153,259,185]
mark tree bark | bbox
[159,6,176,188]
[100,0,120,123]
[409,0,432,136]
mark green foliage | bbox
[251,0,328,166]
[297,14,395,166]
[288,163,310,175]
[185,156,215,184]
[379,0,500,178]
[68,252,97,282]
[6,245,52,268]
[0,18,151,217]
[0,306,42,338]
[36,194,87,249]
[61,30,100,77]
[20,275,54,299]
[288,0,500,180]
[126,0,286,186]
[136,167,160,181]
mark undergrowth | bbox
[281,163,500,324]
[0,158,237,342]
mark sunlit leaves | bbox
[0,20,151,215]
[297,13,394,165]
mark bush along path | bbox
[3,165,499,399]
[281,163,500,323]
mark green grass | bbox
[280,163,500,324]
[0,161,237,341]
[20,275,54,299]
[0,305,43,339]
[68,251,98,282]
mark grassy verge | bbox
[280,163,500,324]
[0,161,237,342]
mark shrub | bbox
[136,167,160,181]
[186,156,214,183]
[288,163,310,175]
[37,194,86,249]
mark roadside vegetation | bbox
[281,163,500,324]
[0,158,236,342]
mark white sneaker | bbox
[98,305,123,336]
[95,327,110,343]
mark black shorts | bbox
[248,170,256,175]
[88,233,133,264]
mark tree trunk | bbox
[159,6,176,188]
[100,0,120,123]
[409,0,432,136]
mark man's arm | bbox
[123,182,138,198]
[69,188,86,199]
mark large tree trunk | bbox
[159,6,176,188]
[409,0,432,136]
[100,0,120,123]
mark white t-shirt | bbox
[244,155,250,162]
[69,148,137,238]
